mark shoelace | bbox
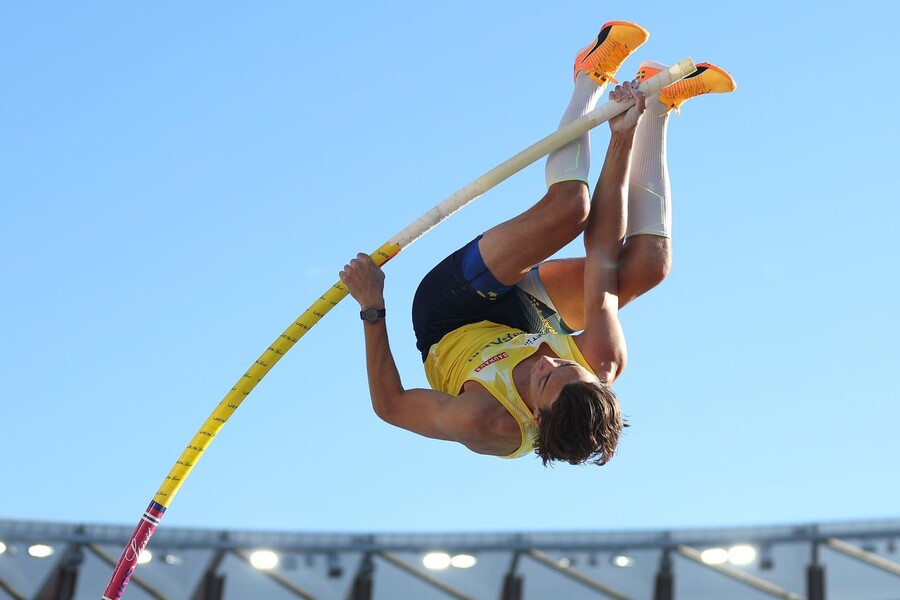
[583,41,630,84]
[661,74,710,111]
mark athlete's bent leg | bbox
[616,61,675,305]
[479,180,590,286]
[479,63,605,286]
[526,66,672,327]
[536,61,738,325]
[621,61,738,302]
[477,23,649,287]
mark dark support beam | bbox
[347,553,374,600]
[191,571,225,600]
[806,541,826,600]
[35,544,82,600]
[806,565,825,600]
[192,560,225,600]
[500,551,522,600]
[654,549,674,600]
[190,549,228,600]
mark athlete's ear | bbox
[533,408,542,423]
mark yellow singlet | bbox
[423,320,595,459]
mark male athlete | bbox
[340,21,735,466]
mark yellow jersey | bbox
[423,320,594,459]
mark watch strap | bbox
[360,307,386,322]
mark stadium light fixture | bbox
[137,549,153,565]
[0,541,6,555]
[249,550,279,570]
[611,553,635,567]
[450,554,477,568]
[699,548,728,565]
[728,544,757,566]
[164,553,183,566]
[28,544,55,558]
[423,552,451,570]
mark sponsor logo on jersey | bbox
[474,352,509,372]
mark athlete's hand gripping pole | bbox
[102,58,696,600]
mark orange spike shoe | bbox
[636,60,737,113]
[574,21,649,85]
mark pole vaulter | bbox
[102,58,697,600]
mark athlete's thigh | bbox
[479,181,589,286]
[536,258,586,331]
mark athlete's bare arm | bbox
[575,82,646,381]
[339,254,507,453]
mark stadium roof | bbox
[2,517,899,599]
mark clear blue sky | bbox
[2,2,898,535]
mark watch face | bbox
[361,307,384,322]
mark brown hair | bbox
[534,380,627,466]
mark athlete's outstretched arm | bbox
[576,82,645,381]
[339,254,487,444]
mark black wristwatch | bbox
[360,307,386,323]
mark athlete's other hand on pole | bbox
[608,79,646,133]
[340,253,386,309]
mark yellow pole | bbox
[152,240,400,506]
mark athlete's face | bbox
[529,354,598,416]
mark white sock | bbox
[627,62,672,238]
[545,71,605,188]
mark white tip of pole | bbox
[637,58,697,97]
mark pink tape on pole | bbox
[102,502,166,600]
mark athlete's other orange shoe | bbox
[574,21,649,84]
[636,60,736,113]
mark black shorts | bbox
[412,237,572,361]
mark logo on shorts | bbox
[475,352,508,372]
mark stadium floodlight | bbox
[423,552,451,570]
[728,544,757,566]
[249,550,279,570]
[0,541,6,555]
[611,553,635,567]
[700,548,729,565]
[28,544,54,558]
[163,553,183,566]
[450,554,477,569]
[137,550,153,565]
